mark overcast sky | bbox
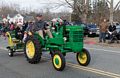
[0,0,119,12]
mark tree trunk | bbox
[109,0,113,25]
[82,0,89,23]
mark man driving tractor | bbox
[34,14,53,39]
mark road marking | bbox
[46,56,120,78]
[1,47,120,78]
[67,63,120,78]
[86,48,120,54]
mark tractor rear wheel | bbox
[52,51,66,71]
[24,36,42,64]
[76,48,91,66]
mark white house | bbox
[7,14,24,25]
[3,18,8,23]
[13,14,24,25]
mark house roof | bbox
[24,16,35,21]
[8,13,18,18]
[14,14,24,18]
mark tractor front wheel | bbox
[76,48,91,66]
[25,36,42,64]
[52,51,66,71]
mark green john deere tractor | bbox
[24,24,91,71]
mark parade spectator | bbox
[0,22,2,36]
[22,21,28,32]
[9,22,15,31]
[63,20,70,26]
[15,24,23,40]
[108,24,119,43]
[22,21,34,42]
[51,18,63,31]
[99,19,108,43]
[109,24,116,32]
[26,21,34,32]
[2,22,8,37]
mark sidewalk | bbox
[84,37,120,48]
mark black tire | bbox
[76,48,91,66]
[8,49,14,57]
[24,36,42,64]
[52,51,66,71]
[50,49,66,57]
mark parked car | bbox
[116,25,120,40]
[72,21,89,36]
[87,24,99,37]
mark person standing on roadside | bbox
[99,19,109,43]
[9,22,15,31]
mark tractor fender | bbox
[33,33,44,46]
[6,32,14,47]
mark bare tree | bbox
[92,0,109,25]
[0,2,20,16]
[64,0,91,23]
[106,0,120,24]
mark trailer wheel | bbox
[8,49,14,57]
[25,36,42,64]
[76,48,91,66]
[52,51,66,71]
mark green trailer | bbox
[6,31,24,57]
[24,24,91,71]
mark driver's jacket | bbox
[34,20,46,31]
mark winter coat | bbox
[99,22,108,33]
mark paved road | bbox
[0,37,120,78]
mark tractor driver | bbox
[34,14,53,39]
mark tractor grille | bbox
[64,31,83,42]
[73,31,83,42]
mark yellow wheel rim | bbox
[53,55,62,69]
[26,40,35,59]
[78,52,87,64]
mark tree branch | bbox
[65,0,74,8]
[114,0,120,10]
[106,0,111,4]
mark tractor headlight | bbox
[52,27,55,30]
[63,37,67,41]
